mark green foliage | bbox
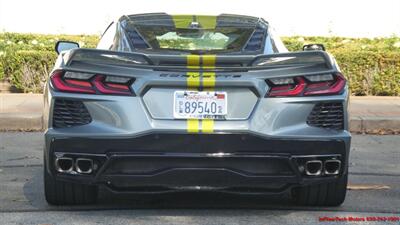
[0,32,99,51]
[282,36,400,96]
[1,50,56,93]
[282,36,400,52]
[0,33,99,93]
[0,56,4,80]
[0,33,399,95]
[332,50,400,95]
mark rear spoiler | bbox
[64,48,334,72]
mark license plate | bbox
[174,91,227,119]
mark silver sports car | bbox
[43,13,350,206]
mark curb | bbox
[350,116,400,134]
[0,113,43,131]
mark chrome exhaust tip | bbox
[324,159,341,175]
[305,160,323,176]
[55,157,73,173]
[75,158,93,174]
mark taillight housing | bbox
[50,71,135,95]
[266,73,346,97]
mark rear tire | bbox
[292,173,348,206]
[44,161,98,205]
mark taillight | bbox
[304,74,346,96]
[268,77,307,97]
[51,71,96,94]
[266,73,346,97]
[93,75,131,95]
[50,71,134,95]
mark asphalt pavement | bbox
[0,132,399,224]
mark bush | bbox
[283,36,400,96]
[2,50,56,93]
[335,51,400,96]
[0,33,399,95]
[0,33,98,51]
[0,33,99,92]
[0,56,4,80]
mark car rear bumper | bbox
[45,133,350,194]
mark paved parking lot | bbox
[0,132,399,224]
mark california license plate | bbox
[174,91,227,119]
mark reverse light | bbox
[269,77,295,85]
[64,71,94,80]
[266,73,346,97]
[305,74,333,82]
[51,71,134,95]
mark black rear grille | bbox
[104,156,293,176]
[307,102,344,130]
[53,99,92,128]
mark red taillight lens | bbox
[268,77,306,97]
[51,71,96,94]
[303,74,346,96]
[50,71,134,95]
[93,75,131,95]
[267,73,346,97]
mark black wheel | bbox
[292,173,348,206]
[44,160,98,205]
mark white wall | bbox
[0,0,399,37]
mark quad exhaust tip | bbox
[75,158,93,174]
[55,157,73,173]
[55,157,94,174]
[324,159,341,175]
[305,160,323,176]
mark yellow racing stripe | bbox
[201,55,216,133]
[176,14,217,133]
[172,15,217,29]
[186,55,201,88]
[196,15,217,29]
[186,55,200,133]
[187,118,200,133]
[202,119,214,133]
[202,55,216,88]
[171,15,193,29]
[185,54,217,133]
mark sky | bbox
[0,0,399,37]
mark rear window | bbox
[135,26,254,52]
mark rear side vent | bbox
[244,26,266,52]
[307,102,344,130]
[126,30,150,49]
[53,99,92,128]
